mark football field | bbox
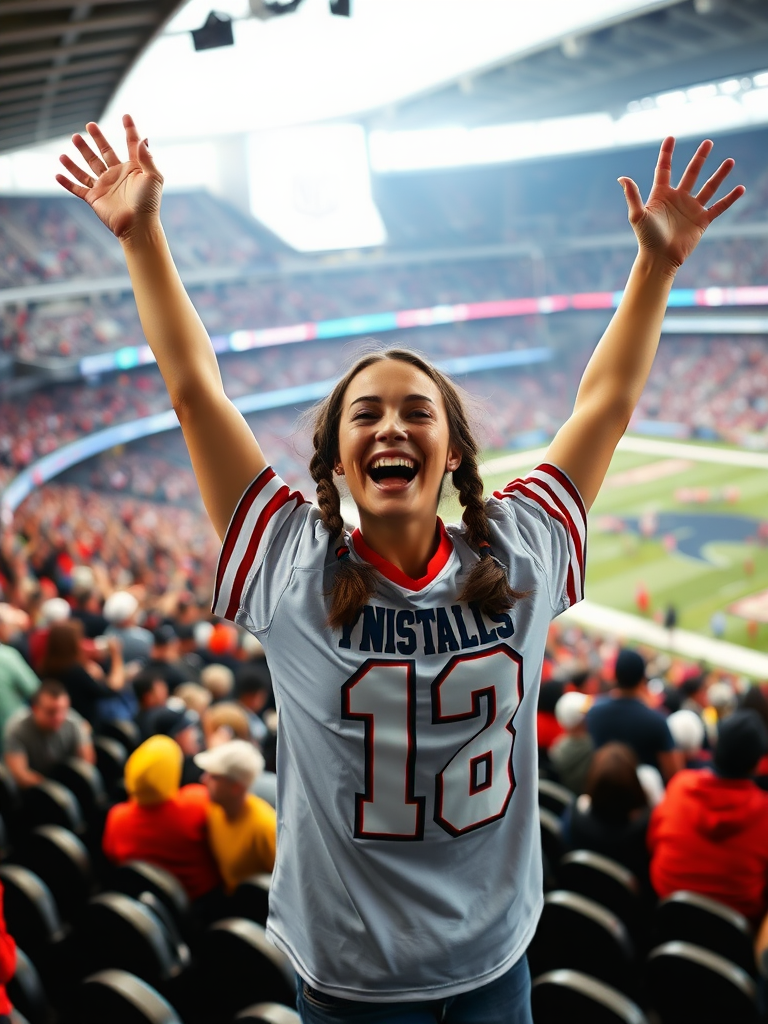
[446,437,768,656]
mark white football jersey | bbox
[212,462,586,1002]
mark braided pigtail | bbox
[454,457,528,613]
[310,426,377,629]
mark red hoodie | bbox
[648,769,768,924]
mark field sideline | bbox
[468,436,768,673]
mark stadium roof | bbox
[365,0,768,131]
[0,0,185,155]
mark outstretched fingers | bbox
[652,136,676,189]
[72,132,107,176]
[122,113,142,161]
[85,122,121,168]
[59,153,94,189]
[677,138,714,193]
[55,173,89,201]
[707,184,746,222]
[696,157,735,206]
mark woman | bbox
[41,619,133,727]
[56,118,742,1021]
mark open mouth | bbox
[367,456,418,485]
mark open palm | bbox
[56,115,163,243]
[620,137,744,270]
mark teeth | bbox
[371,457,415,470]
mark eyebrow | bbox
[349,394,436,407]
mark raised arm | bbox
[56,115,266,539]
[545,137,744,511]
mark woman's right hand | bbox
[56,114,163,244]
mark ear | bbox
[445,447,462,473]
[334,463,345,476]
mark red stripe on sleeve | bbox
[529,475,584,576]
[536,463,587,524]
[213,468,276,611]
[501,481,577,605]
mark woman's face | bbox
[336,360,461,528]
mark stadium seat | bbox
[527,890,636,997]
[646,941,759,1024]
[538,807,565,866]
[94,736,128,797]
[234,1005,300,1023]
[0,763,22,831]
[110,862,192,938]
[6,946,55,1024]
[136,893,191,970]
[0,864,66,966]
[230,874,272,926]
[16,825,92,925]
[531,968,649,1024]
[538,778,575,817]
[21,780,84,836]
[51,758,108,825]
[198,919,295,1020]
[10,1012,32,1024]
[653,890,755,976]
[558,850,643,937]
[75,893,185,989]
[97,719,140,754]
[74,969,182,1024]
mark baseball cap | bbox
[614,649,646,690]
[153,624,178,647]
[554,691,591,730]
[143,701,200,739]
[194,740,265,788]
[713,709,768,778]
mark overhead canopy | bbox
[0,0,185,155]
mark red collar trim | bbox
[350,520,453,591]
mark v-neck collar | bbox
[350,519,453,592]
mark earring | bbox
[335,465,345,476]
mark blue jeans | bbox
[296,955,532,1024]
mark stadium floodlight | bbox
[191,11,234,51]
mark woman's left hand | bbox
[620,136,745,272]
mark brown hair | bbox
[585,742,648,823]
[41,620,85,676]
[309,348,527,628]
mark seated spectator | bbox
[562,742,651,883]
[41,620,133,728]
[234,664,272,746]
[103,591,153,665]
[549,692,594,795]
[0,881,16,1024]
[102,735,221,901]
[144,625,188,691]
[194,740,276,892]
[0,605,40,750]
[133,670,170,740]
[27,597,70,674]
[667,709,710,769]
[3,679,94,787]
[174,682,212,718]
[68,565,108,639]
[202,702,251,748]
[586,648,683,781]
[200,663,235,704]
[142,701,204,785]
[647,710,768,926]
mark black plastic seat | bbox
[110,862,192,937]
[21,780,84,836]
[0,865,65,965]
[75,893,184,989]
[7,946,55,1024]
[538,778,575,817]
[17,825,92,925]
[646,941,758,1024]
[531,969,649,1024]
[654,890,755,977]
[539,807,565,866]
[235,1005,300,1023]
[94,736,128,797]
[75,969,182,1024]
[559,850,643,937]
[230,874,272,927]
[528,890,636,997]
[97,719,140,754]
[199,919,295,1020]
[51,758,108,824]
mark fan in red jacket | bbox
[0,881,17,1020]
[648,709,768,925]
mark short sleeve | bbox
[211,467,309,633]
[492,462,587,616]
[2,712,26,757]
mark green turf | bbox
[440,443,768,653]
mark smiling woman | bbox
[55,114,743,1021]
